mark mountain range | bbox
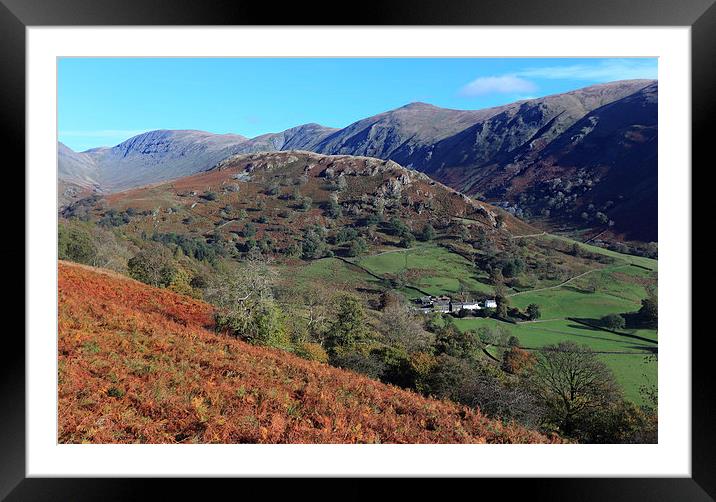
[59,79,657,241]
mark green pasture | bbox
[281,237,658,405]
[545,234,658,271]
[452,317,657,404]
[355,245,494,297]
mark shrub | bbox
[398,234,415,248]
[216,302,289,348]
[242,223,257,238]
[600,313,626,331]
[324,200,342,218]
[346,237,368,257]
[299,196,312,211]
[371,346,416,388]
[501,347,536,375]
[127,247,177,287]
[294,342,329,363]
[58,223,97,265]
[388,217,412,239]
[418,223,435,242]
[526,303,541,321]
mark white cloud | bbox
[517,59,657,81]
[458,59,656,99]
[459,75,537,97]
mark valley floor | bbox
[286,235,657,405]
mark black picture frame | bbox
[3,0,710,499]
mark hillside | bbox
[68,130,252,192]
[62,150,537,257]
[58,80,656,240]
[58,260,557,444]
[434,82,658,241]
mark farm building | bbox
[484,299,497,309]
[433,300,451,313]
[452,301,482,311]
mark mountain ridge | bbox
[59,79,657,240]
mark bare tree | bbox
[204,249,285,345]
[529,341,621,435]
[379,303,434,353]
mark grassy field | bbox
[354,245,494,298]
[283,239,658,405]
[350,239,657,405]
[276,257,386,300]
[452,317,656,404]
[545,234,658,271]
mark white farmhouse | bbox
[484,299,497,309]
[452,301,482,312]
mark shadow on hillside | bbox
[561,285,593,295]
[569,317,658,345]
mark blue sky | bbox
[58,58,657,152]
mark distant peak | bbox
[399,101,438,110]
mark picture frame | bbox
[4,0,710,497]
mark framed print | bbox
[4,0,712,498]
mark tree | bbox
[379,303,434,353]
[502,257,525,278]
[507,335,521,348]
[584,274,599,293]
[301,226,329,259]
[601,313,626,331]
[58,223,97,265]
[388,217,412,239]
[346,237,368,257]
[205,250,289,348]
[495,293,510,319]
[434,325,481,360]
[529,342,621,435]
[501,346,536,375]
[637,297,658,328]
[325,197,342,218]
[526,303,541,321]
[324,295,371,355]
[418,223,435,242]
[398,234,415,248]
[127,247,177,287]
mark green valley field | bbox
[330,237,658,404]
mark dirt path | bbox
[513,231,547,238]
[514,318,562,324]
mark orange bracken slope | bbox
[58,261,558,444]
